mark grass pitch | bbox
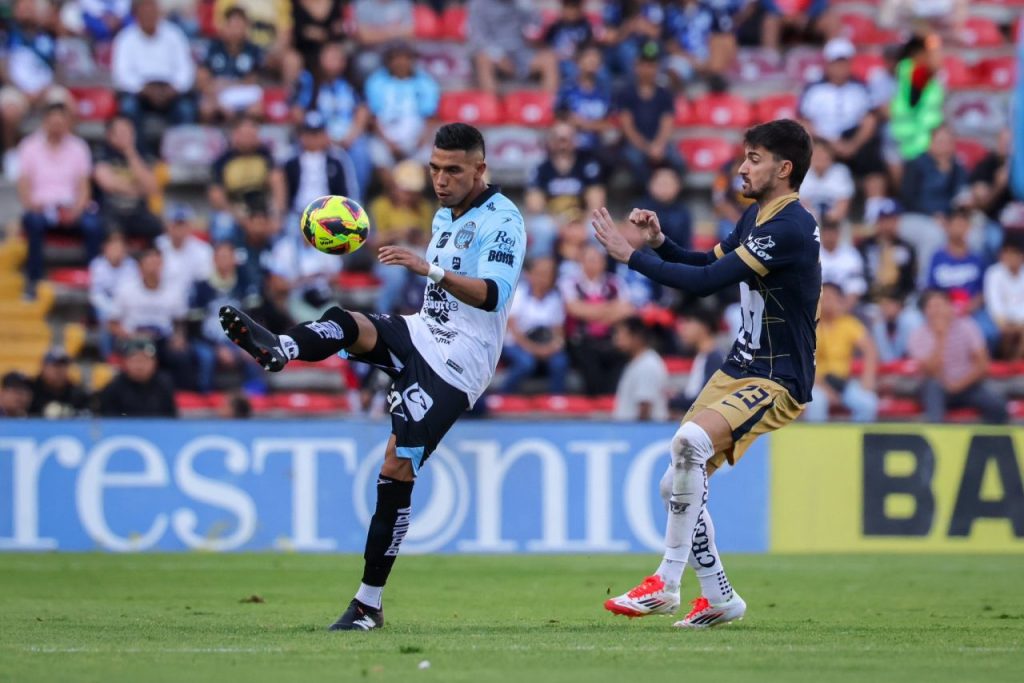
[1,553,1022,683]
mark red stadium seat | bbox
[590,395,616,412]
[441,5,468,41]
[941,55,978,90]
[879,359,919,376]
[975,57,1017,90]
[272,392,347,413]
[839,13,901,46]
[786,47,825,84]
[532,394,599,415]
[413,4,442,40]
[946,407,980,422]
[850,53,887,83]
[337,271,381,289]
[176,392,213,411]
[755,93,798,123]
[48,267,90,289]
[955,138,990,171]
[731,49,788,83]
[961,16,1005,48]
[485,394,534,415]
[678,138,738,173]
[774,0,812,16]
[438,91,504,125]
[664,357,696,375]
[68,86,117,121]
[503,90,555,127]
[690,94,753,129]
[878,396,921,419]
[261,87,291,124]
[673,96,693,126]
[1011,400,1024,420]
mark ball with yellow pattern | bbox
[300,195,370,255]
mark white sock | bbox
[689,507,733,605]
[354,582,383,610]
[663,423,713,565]
[655,558,685,590]
[278,334,299,360]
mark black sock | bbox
[282,306,360,361]
[361,476,414,588]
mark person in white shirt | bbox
[819,218,867,306]
[612,316,669,422]
[112,0,196,148]
[985,237,1024,360]
[89,232,139,357]
[501,256,569,394]
[155,203,214,302]
[800,138,854,224]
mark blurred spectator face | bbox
[243,211,273,243]
[825,56,851,85]
[528,257,557,295]
[106,116,135,150]
[612,323,637,355]
[879,293,904,322]
[577,45,602,77]
[581,244,606,280]
[1000,243,1023,273]
[166,216,191,246]
[102,233,128,266]
[876,212,900,239]
[819,222,840,251]
[42,106,70,140]
[560,0,583,21]
[393,160,426,203]
[222,9,249,44]
[124,347,158,383]
[134,0,160,34]
[945,211,970,245]
[810,141,834,174]
[232,118,261,152]
[680,316,710,347]
[320,42,348,79]
[12,0,39,24]
[548,123,576,156]
[820,284,843,320]
[139,250,163,283]
[929,126,954,161]
[923,292,953,330]
[560,217,587,248]
[300,126,329,152]
[635,56,658,85]
[649,167,681,203]
[40,358,70,390]
[0,374,32,416]
[387,48,415,79]
[213,242,237,277]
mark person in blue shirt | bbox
[541,0,593,83]
[554,42,613,154]
[79,0,133,43]
[637,164,692,249]
[601,0,665,76]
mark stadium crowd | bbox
[0,0,1021,423]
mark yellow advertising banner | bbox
[771,425,1024,552]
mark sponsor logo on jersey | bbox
[486,201,495,211]
[746,235,775,261]
[454,221,476,249]
[446,358,464,374]
[436,231,452,248]
[423,284,459,325]
[493,230,517,251]
[401,383,433,422]
[426,321,457,345]
[451,256,461,270]
[487,250,515,266]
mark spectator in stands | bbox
[283,111,360,222]
[901,125,967,217]
[208,115,286,241]
[669,306,723,414]
[292,41,372,194]
[889,34,944,164]
[156,203,213,303]
[613,220,661,308]
[231,198,280,305]
[290,0,348,75]
[555,42,614,154]
[89,232,138,358]
[871,288,924,363]
[266,228,341,323]
[97,337,178,417]
[18,101,102,298]
[352,0,414,50]
[0,371,33,418]
[212,0,291,63]
[77,0,133,44]
[927,207,986,318]
[617,41,684,187]
[196,5,263,124]
[612,316,668,421]
[909,289,1007,424]
[526,120,606,220]
[800,138,854,225]
[711,156,754,239]
[469,0,558,93]
[799,38,886,206]
[190,241,265,394]
[600,0,665,77]
[805,283,879,423]
[560,243,633,395]
[364,42,440,173]
[0,0,63,164]
[553,214,590,281]
[637,164,692,248]
[971,129,1012,258]
[109,247,193,389]
[859,199,918,302]
[28,347,89,417]
[112,0,196,149]
[93,114,163,242]
[662,0,725,84]
[369,159,433,314]
[985,237,1024,361]
[818,219,867,306]
[541,0,593,83]
[502,256,569,394]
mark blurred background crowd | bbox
[0,0,1022,423]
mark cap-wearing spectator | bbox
[77,0,132,43]
[28,347,89,417]
[555,42,614,154]
[984,237,1024,361]
[804,283,879,423]
[526,120,606,219]
[156,203,213,302]
[197,5,264,123]
[711,156,755,239]
[859,199,917,301]
[353,0,414,49]
[800,138,854,225]
[290,0,348,74]
[617,41,684,187]
[208,115,286,241]
[870,288,924,363]
[291,41,372,193]
[637,164,692,248]
[612,316,668,421]
[818,219,867,305]
[901,125,966,217]
[112,0,196,149]
[469,0,557,93]
[365,42,440,172]
[927,207,985,318]
[97,337,178,417]
[889,33,944,162]
[541,0,593,83]
[909,289,1007,424]
[670,306,724,413]
[18,102,102,298]
[89,232,139,358]
[0,371,33,418]
[93,114,163,242]
[284,111,360,219]
[501,256,570,394]
[560,243,633,395]
[0,0,65,160]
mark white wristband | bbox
[427,264,445,284]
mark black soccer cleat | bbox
[328,599,384,631]
[218,305,288,372]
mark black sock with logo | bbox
[361,476,415,588]
[279,306,360,361]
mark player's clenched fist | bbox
[628,208,665,248]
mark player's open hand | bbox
[378,245,429,276]
[591,208,635,264]
[628,208,665,248]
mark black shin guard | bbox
[283,306,360,361]
[361,476,414,587]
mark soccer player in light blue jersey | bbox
[219,123,526,631]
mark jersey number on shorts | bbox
[732,385,770,409]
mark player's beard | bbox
[740,176,771,201]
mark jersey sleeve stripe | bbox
[713,243,725,259]
[735,245,769,276]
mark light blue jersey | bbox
[403,186,525,404]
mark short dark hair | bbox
[1002,234,1024,253]
[618,316,650,343]
[224,5,248,21]
[681,306,719,334]
[434,123,485,157]
[743,119,812,190]
[821,281,844,297]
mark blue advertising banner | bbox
[0,420,769,553]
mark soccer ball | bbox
[300,195,370,255]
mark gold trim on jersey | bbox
[713,243,725,259]
[755,192,800,226]
[735,245,769,276]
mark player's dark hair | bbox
[743,119,812,190]
[434,123,485,158]
[619,316,650,344]
[224,5,248,21]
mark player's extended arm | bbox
[653,234,718,266]
[627,249,753,298]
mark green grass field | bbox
[1,553,1022,683]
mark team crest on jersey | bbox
[454,222,476,249]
